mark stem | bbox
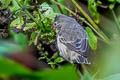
[15,0,41,29]
[72,0,110,44]
[55,0,64,14]
[111,9,120,33]
[52,0,76,15]
[72,0,99,30]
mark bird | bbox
[52,14,90,64]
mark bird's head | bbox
[52,15,72,32]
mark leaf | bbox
[24,23,37,31]
[0,57,41,80]
[29,32,37,45]
[0,57,31,76]
[50,0,61,13]
[39,2,59,20]
[23,0,31,7]
[0,41,23,56]
[35,65,79,80]
[51,52,58,59]
[109,3,115,9]
[55,57,64,63]
[10,17,24,28]
[0,0,12,9]
[0,57,78,80]
[102,73,120,80]
[13,33,28,49]
[39,2,53,15]
[108,0,116,2]
[108,0,116,9]
[57,0,68,14]
[88,0,100,24]
[117,0,120,3]
[86,27,97,50]
[10,0,20,11]
[48,62,56,65]
[81,71,95,80]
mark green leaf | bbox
[24,23,37,31]
[86,27,97,50]
[39,2,59,20]
[14,33,28,49]
[108,0,116,2]
[51,52,58,59]
[0,57,31,76]
[57,0,68,14]
[0,57,78,80]
[48,62,56,65]
[0,41,23,56]
[108,0,116,9]
[50,0,61,13]
[0,0,12,9]
[88,0,100,24]
[10,17,24,28]
[55,57,64,63]
[116,0,120,3]
[35,65,79,80]
[109,3,115,9]
[81,71,95,80]
[0,57,41,80]
[10,0,20,11]
[29,32,37,45]
[102,73,120,80]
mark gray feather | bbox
[54,14,90,64]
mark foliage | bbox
[86,27,97,50]
[108,0,120,9]
[12,32,28,49]
[102,73,120,80]
[0,41,23,56]
[81,71,95,80]
[8,0,63,69]
[88,0,100,24]
[0,0,12,9]
[0,57,78,80]
[0,58,31,76]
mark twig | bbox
[71,0,110,44]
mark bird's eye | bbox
[53,22,59,28]
[53,22,61,30]
[54,22,57,26]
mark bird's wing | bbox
[59,27,89,56]
[59,38,88,54]
[58,36,90,64]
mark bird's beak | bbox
[51,25,55,30]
